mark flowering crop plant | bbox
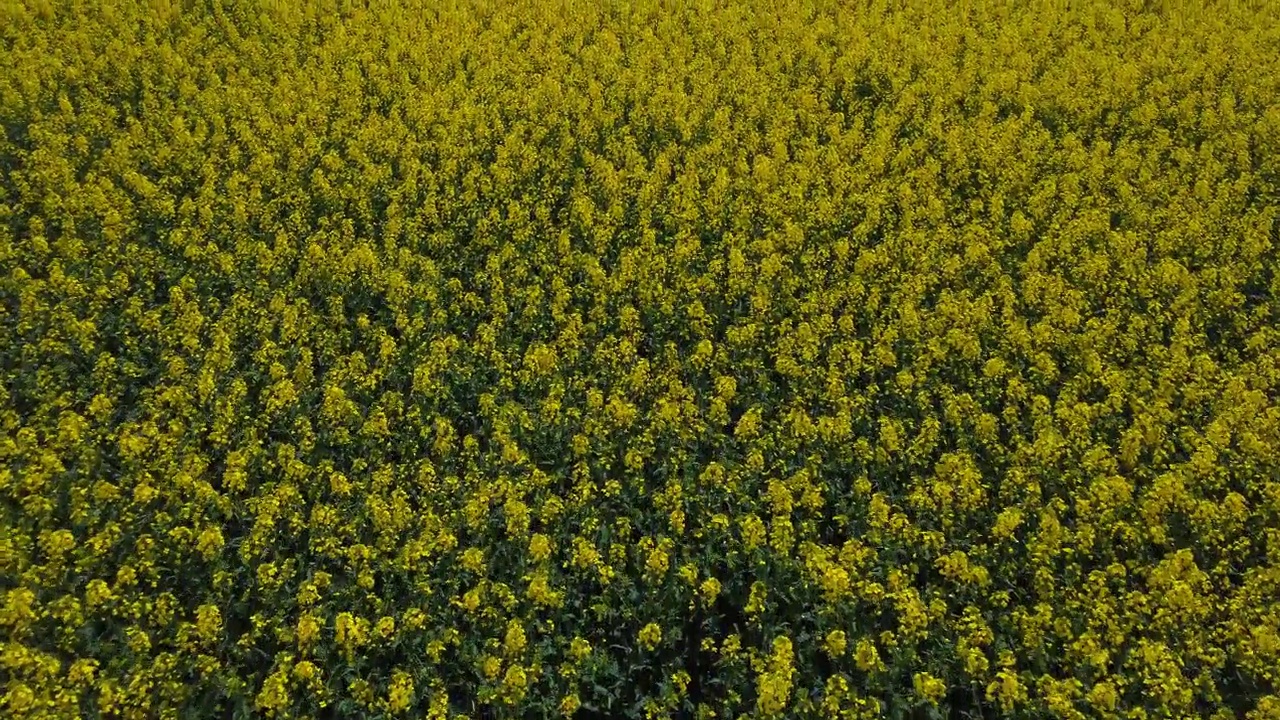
[2,0,1280,718]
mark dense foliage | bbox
[3,0,1280,718]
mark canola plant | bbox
[2,1,1279,718]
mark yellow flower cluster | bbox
[757,636,796,716]
[2,0,1279,718]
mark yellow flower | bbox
[741,514,767,550]
[504,498,530,537]
[67,659,98,686]
[770,516,795,553]
[387,670,414,713]
[699,577,722,604]
[569,637,592,662]
[962,644,989,676]
[196,526,225,560]
[335,612,367,651]
[1087,680,1119,712]
[646,545,670,579]
[403,607,427,630]
[639,623,663,651]
[527,571,564,608]
[992,507,1024,540]
[672,670,691,695]
[529,533,552,562]
[571,536,601,568]
[296,613,320,649]
[678,562,698,585]
[721,634,742,657]
[824,629,847,657]
[461,587,483,613]
[350,678,375,706]
[986,669,1026,712]
[757,636,795,716]
[84,579,112,608]
[1247,696,1280,720]
[195,604,222,643]
[502,664,528,703]
[734,406,762,439]
[854,637,881,672]
[461,547,486,573]
[913,672,946,706]
[255,670,290,716]
[746,581,767,617]
[482,655,502,679]
[821,565,851,602]
[559,693,582,716]
[293,660,319,682]
[504,619,527,657]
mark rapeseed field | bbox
[2,1,1279,718]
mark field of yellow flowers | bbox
[2,0,1279,718]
